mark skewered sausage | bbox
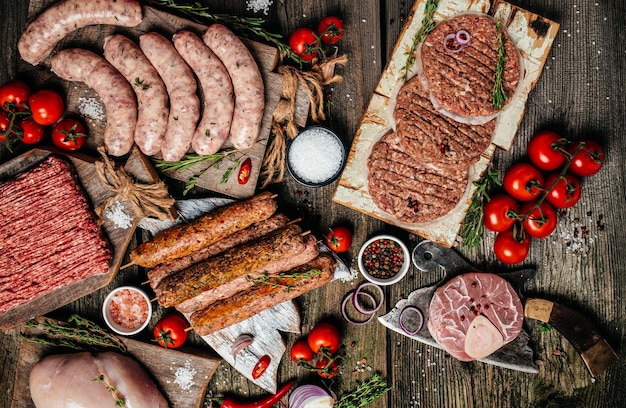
[202,24,265,150]
[173,30,235,155]
[139,32,200,161]
[18,0,143,65]
[50,48,137,156]
[190,254,335,336]
[103,34,168,156]
[130,192,277,268]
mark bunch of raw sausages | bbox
[130,192,336,336]
[18,0,264,160]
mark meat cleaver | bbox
[378,240,618,377]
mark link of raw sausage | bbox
[202,24,265,150]
[18,0,143,65]
[139,32,200,161]
[103,34,168,156]
[50,48,137,156]
[173,30,234,155]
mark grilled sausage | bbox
[190,254,335,336]
[173,30,234,155]
[202,24,264,150]
[130,192,277,268]
[139,32,200,161]
[147,213,289,287]
[175,232,320,313]
[18,0,143,66]
[104,34,168,156]
[50,48,136,156]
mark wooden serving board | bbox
[12,317,221,408]
[24,0,310,199]
[333,0,559,247]
[0,146,170,329]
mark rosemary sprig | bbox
[246,269,324,291]
[492,22,508,109]
[458,167,502,250]
[402,0,439,80]
[94,375,126,407]
[335,373,391,408]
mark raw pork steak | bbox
[428,272,524,361]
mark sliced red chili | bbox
[251,354,271,379]
[237,157,252,185]
[220,380,295,408]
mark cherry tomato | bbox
[19,117,45,145]
[315,357,339,379]
[237,157,252,185]
[29,89,64,125]
[290,339,315,362]
[317,16,345,44]
[567,140,605,177]
[493,229,530,265]
[307,321,341,354]
[289,27,319,61]
[51,118,87,151]
[483,194,519,232]
[544,173,582,209]
[520,200,558,239]
[0,79,31,111]
[251,354,271,379]
[503,162,544,201]
[325,226,352,253]
[527,130,568,171]
[153,313,189,349]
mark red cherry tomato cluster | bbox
[289,321,342,379]
[485,130,605,264]
[289,16,345,62]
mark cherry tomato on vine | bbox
[237,157,252,185]
[325,226,352,253]
[153,313,189,349]
[307,322,341,354]
[0,79,31,111]
[317,16,345,44]
[290,339,315,362]
[493,229,530,265]
[567,140,605,177]
[29,89,64,125]
[503,162,544,201]
[289,27,320,61]
[544,173,582,209]
[19,118,45,145]
[251,354,271,379]
[527,130,568,171]
[483,194,519,232]
[520,200,558,239]
[51,118,87,151]
[315,357,339,379]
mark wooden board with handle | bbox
[333,0,559,247]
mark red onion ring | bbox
[352,282,384,315]
[443,33,463,53]
[342,292,375,326]
[399,305,424,335]
[455,29,471,45]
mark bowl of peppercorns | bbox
[357,235,410,286]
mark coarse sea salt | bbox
[288,127,344,185]
[246,0,273,15]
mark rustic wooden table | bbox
[1,1,625,407]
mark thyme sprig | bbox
[335,373,391,408]
[402,0,439,80]
[492,22,508,109]
[458,167,502,250]
[94,375,126,407]
[246,269,324,291]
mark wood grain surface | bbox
[1,1,625,408]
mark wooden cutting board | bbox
[333,0,559,247]
[23,0,310,199]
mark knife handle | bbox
[524,298,618,377]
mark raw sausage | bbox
[173,30,234,155]
[190,254,335,336]
[202,24,265,150]
[130,192,277,268]
[104,34,168,156]
[139,32,200,161]
[50,48,137,156]
[18,0,143,65]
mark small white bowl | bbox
[357,235,410,286]
[102,286,152,336]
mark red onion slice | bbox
[342,292,376,326]
[352,282,384,315]
[399,305,424,335]
[443,33,463,53]
[455,29,471,45]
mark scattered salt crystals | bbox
[173,359,197,391]
[104,200,133,229]
[246,0,273,15]
[288,127,344,185]
[554,209,604,256]
[78,96,105,121]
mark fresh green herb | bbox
[402,0,439,80]
[134,77,149,90]
[94,375,126,407]
[492,22,508,109]
[458,167,502,249]
[335,373,391,408]
[246,269,324,291]
[540,323,553,332]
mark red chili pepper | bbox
[220,380,295,408]
[251,354,271,379]
[237,157,252,185]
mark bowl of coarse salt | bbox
[102,286,152,336]
[286,126,346,187]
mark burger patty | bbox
[394,75,495,166]
[420,13,521,118]
[367,131,468,224]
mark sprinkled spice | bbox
[173,359,197,391]
[103,200,133,229]
[362,238,405,279]
[109,289,149,330]
[288,127,344,185]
